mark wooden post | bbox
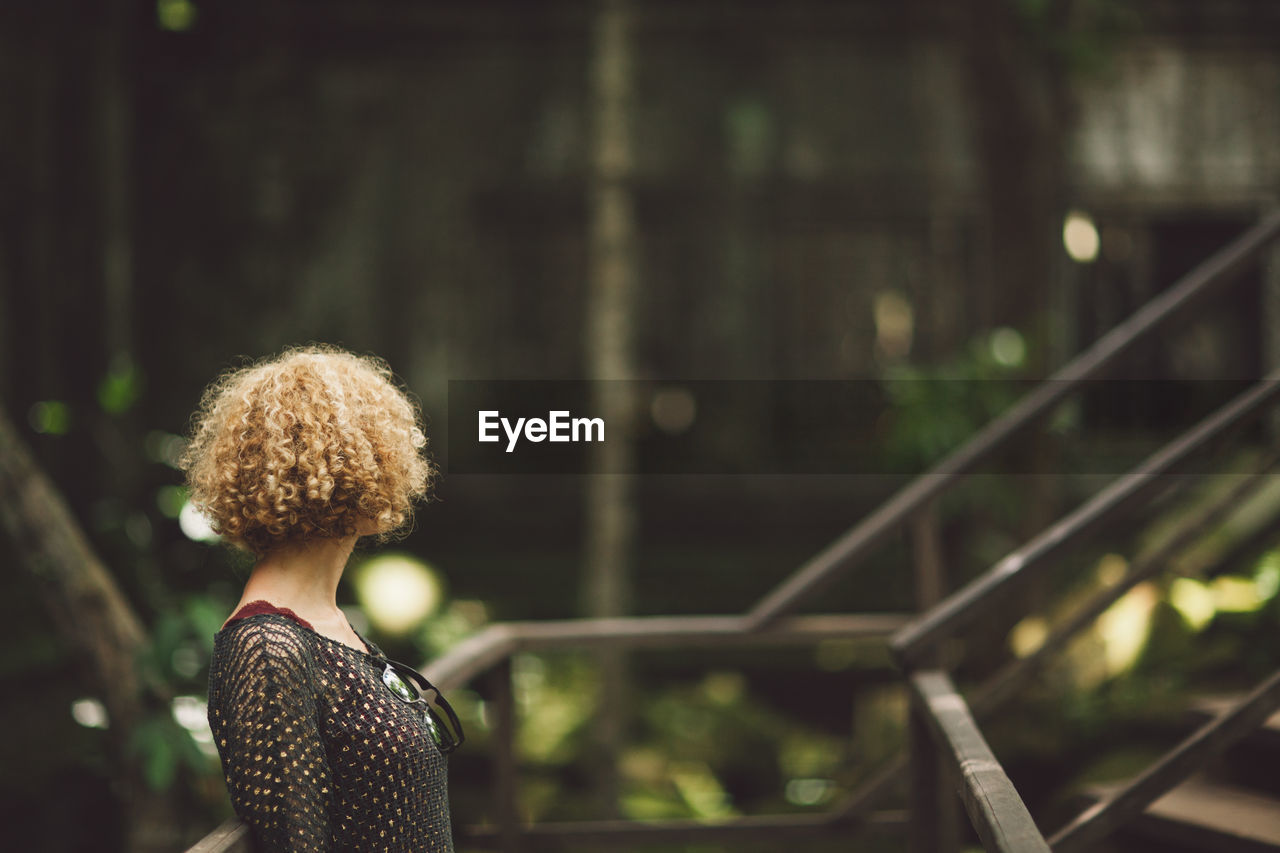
[908,689,945,853]
[489,658,521,852]
[912,671,1050,852]
[910,503,946,613]
[909,503,960,853]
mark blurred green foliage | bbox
[28,400,71,435]
[156,0,198,33]
[880,327,1029,471]
[1014,0,1142,78]
[97,358,144,415]
[130,594,229,791]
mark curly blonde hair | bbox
[180,346,434,554]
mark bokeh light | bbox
[28,401,70,435]
[1063,210,1100,263]
[989,327,1027,368]
[172,695,219,758]
[650,387,697,434]
[178,501,219,543]
[873,290,914,360]
[353,554,443,635]
[156,0,197,32]
[70,698,108,730]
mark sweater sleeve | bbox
[211,620,335,852]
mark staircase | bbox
[1073,700,1280,853]
[1084,777,1280,853]
[187,211,1280,853]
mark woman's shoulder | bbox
[213,610,321,676]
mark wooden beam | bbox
[423,613,910,689]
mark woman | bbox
[182,346,460,852]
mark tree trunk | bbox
[960,0,1068,344]
[960,0,1071,652]
[582,0,639,821]
[0,406,177,852]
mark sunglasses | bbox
[381,659,465,755]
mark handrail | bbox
[1049,668,1280,853]
[184,818,249,853]
[970,454,1280,716]
[423,612,910,687]
[894,415,1280,852]
[839,455,1280,849]
[892,373,1280,666]
[909,670,1051,852]
[745,210,1280,630]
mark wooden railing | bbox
[909,670,1050,853]
[893,375,1280,851]
[188,614,912,852]
[745,210,1280,631]
[431,612,913,849]
[188,211,1280,852]
[891,375,1280,668]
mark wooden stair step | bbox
[1085,777,1280,853]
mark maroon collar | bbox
[225,599,317,632]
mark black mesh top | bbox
[208,606,454,852]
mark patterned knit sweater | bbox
[208,602,454,852]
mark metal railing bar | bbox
[970,453,1280,717]
[910,670,1051,853]
[459,809,908,847]
[423,612,910,687]
[892,374,1280,666]
[745,211,1280,631]
[1048,667,1280,853]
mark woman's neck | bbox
[235,534,360,627]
